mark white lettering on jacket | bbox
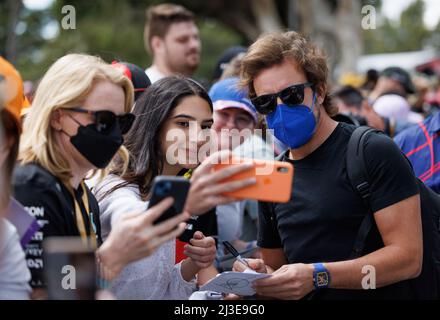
[25,206,45,218]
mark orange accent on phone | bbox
[213,157,293,203]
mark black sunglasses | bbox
[68,107,135,134]
[251,82,315,115]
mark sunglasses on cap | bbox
[68,107,135,134]
[251,82,315,115]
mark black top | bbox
[258,123,419,299]
[176,169,218,243]
[178,209,218,243]
[12,163,102,288]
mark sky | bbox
[23,0,440,30]
[23,0,54,11]
[382,0,440,29]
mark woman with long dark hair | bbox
[95,76,255,299]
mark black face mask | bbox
[68,121,124,169]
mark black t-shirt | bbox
[12,163,102,288]
[258,123,419,299]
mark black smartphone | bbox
[43,237,96,300]
[148,176,191,225]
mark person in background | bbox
[210,77,264,156]
[409,76,433,117]
[111,61,151,102]
[394,110,440,194]
[360,69,379,96]
[332,85,370,126]
[209,77,272,267]
[368,67,424,126]
[144,3,200,83]
[425,81,440,116]
[94,76,256,299]
[369,66,416,103]
[373,94,424,124]
[13,54,189,299]
[0,56,32,299]
[333,85,416,137]
[211,46,247,84]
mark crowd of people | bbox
[0,3,439,300]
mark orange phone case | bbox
[213,157,294,203]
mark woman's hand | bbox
[184,231,217,269]
[185,150,256,215]
[97,197,189,279]
[180,231,217,282]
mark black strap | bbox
[346,126,380,258]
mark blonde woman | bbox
[12,54,189,299]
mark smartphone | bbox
[148,176,191,225]
[213,157,294,203]
[43,237,96,300]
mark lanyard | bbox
[182,169,193,179]
[66,181,97,248]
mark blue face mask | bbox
[266,93,317,149]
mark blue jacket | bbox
[394,112,440,193]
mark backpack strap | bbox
[346,126,381,258]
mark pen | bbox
[222,241,251,269]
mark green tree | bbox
[398,0,430,51]
[363,0,431,54]
[12,0,244,81]
[427,19,440,49]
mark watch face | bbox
[316,271,329,287]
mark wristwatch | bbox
[313,263,330,289]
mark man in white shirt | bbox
[144,3,201,83]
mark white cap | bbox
[373,94,410,122]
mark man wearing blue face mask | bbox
[232,31,425,300]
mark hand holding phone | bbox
[148,176,191,225]
[98,197,189,275]
[185,150,257,215]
